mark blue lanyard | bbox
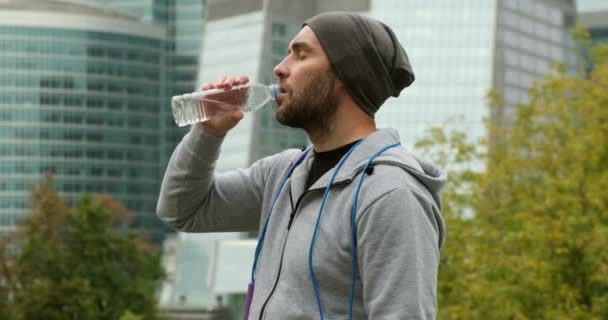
[308,139,364,319]
[248,140,401,320]
[347,141,400,319]
[251,146,312,281]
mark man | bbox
[157,11,446,319]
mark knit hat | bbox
[304,12,415,117]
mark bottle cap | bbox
[270,84,279,101]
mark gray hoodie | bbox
[157,127,446,319]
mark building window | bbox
[272,40,285,55]
[272,23,286,37]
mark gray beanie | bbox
[304,12,415,117]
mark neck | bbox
[307,106,376,152]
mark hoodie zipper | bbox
[287,178,352,230]
[258,179,352,320]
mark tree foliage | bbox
[417,31,608,319]
[0,176,164,319]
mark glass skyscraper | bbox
[0,0,167,241]
[83,0,241,308]
[197,0,315,171]
[93,0,206,171]
[579,5,608,45]
[374,0,576,148]
[578,1,608,75]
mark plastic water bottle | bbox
[171,83,279,127]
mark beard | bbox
[275,72,338,134]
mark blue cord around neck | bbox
[251,147,311,282]
[308,139,364,320]
[249,140,401,320]
[348,142,400,320]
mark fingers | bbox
[231,110,244,121]
[197,110,244,137]
[201,75,250,91]
[217,75,250,90]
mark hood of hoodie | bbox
[305,128,447,208]
[287,128,447,249]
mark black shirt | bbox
[304,140,361,190]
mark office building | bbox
[93,0,206,170]
[0,0,167,241]
[578,6,608,45]
[578,3,608,76]
[158,232,255,310]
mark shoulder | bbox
[250,147,307,179]
[357,186,444,249]
[358,163,436,208]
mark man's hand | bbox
[197,75,250,137]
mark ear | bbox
[333,76,346,94]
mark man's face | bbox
[273,26,339,132]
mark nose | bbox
[273,57,289,80]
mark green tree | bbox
[414,124,483,319]
[419,31,608,319]
[120,310,144,320]
[3,177,165,319]
[0,237,17,319]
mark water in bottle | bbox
[171,83,279,127]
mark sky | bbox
[577,0,608,12]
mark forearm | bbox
[156,126,224,231]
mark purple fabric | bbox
[243,281,255,320]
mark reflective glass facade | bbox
[0,24,166,240]
[167,0,205,166]
[372,0,575,149]
[249,18,309,163]
[198,7,309,171]
[94,0,206,171]
[494,0,574,121]
[159,232,240,307]
[94,0,157,21]
[589,25,608,44]
[579,7,608,71]
[372,0,494,149]
[198,11,267,171]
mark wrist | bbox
[196,123,227,137]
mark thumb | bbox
[217,110,244,131]
[232,110,244,121]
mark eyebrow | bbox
[288,41,313,54]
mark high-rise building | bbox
[578,6,608,46]
[0,0,167,241]
[578,5,608,77]
[159,232,242,307]
[376,0,576,145]
[197,0,314,171]
[93,0,206,171]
